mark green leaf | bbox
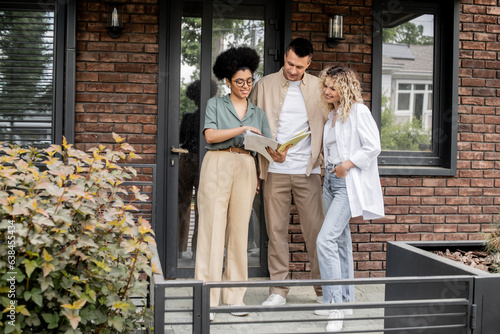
[108,315,124,331]
[22,259,38,278]
[42,312,60,329]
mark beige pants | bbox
[263,173,324,298]
[194,150,257,307]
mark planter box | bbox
[385,240,500,334]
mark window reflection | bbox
[381,14,434,152]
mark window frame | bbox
[0,0,76,146]
[372,0,459,176]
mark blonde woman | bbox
[316,66,384,332]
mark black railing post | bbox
[192,281,203,334]
[153,283,165,334]
[200,283,211,334]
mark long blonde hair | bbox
[320,66,364,122]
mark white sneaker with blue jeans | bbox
[326,309,344,332]
[317,165,355,308]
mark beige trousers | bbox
[194,151,257,307]
[263,173,325,298]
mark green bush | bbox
[0,134,155,333]
[380,94,431,151]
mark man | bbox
[249,38,327,305]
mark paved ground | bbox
[162,279,385,334]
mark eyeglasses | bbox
[232,78,255,87]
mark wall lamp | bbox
[106,2,124,39]
[327,15,344,48]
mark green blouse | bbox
[203,94,271,150]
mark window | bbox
[0,1,69,147]
[372,0,459,175]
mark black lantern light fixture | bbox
[326,15,345,48]
[106,2,124,39]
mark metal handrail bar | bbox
[204,275,474,288]
[211,298,469,314]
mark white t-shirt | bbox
[325,122,341,165]
[268,80,321,174]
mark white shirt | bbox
[324,120,341,165]
[323,103,385,220]
[269,80,320,174]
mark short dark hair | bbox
[212,47,260,80]
[286,38,314,59]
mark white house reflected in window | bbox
[381,14,434,152]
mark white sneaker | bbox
[229,304,249,316]
[209,313,215,321]
[325,310,344,332]
[316,296,323,303]
[262,294,286,306]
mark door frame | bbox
[157,0,291,279]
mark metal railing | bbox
[150,273,474,334]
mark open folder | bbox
[244,130,311,162]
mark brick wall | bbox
[75,0,158,164]
[288,0,500,278]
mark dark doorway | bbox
[157,0,290,278]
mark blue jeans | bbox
[317,164,354,304]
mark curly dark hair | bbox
[212,47,260,80]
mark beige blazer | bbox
[249,68,327,180]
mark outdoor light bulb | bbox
[112,8,119,27]
[329,15,343,39]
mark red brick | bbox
[357,261,382,271]
[143,125,157,134]
[129,35,157,44]
[462,41,485,49]
[358,243,384,252]
[384,187,409,196]
[459,188,483,196]
[486,7,500,15]
[459,206,483,214]
[397,178,422,187]
[472,124,495,133]
[99,94,127,103]
[421,233,445,241]
[471,161,494,169]
[471,143,495,151]
[434,225,457,233]
[397,215,421,224]
[116,63,144,73]
[353,252,370,261]
[446,197,469,205]
[459,151,483,160]
[422,179,446,187]
[410,225,433,233]
[359,225,384,233]
[435,206,458,214]
[422,197,445,205]
[446,216,469,224]
[99,114,127,123]
[396,197,421,205]
[385,225,409,233]
[395,234,421,241]
[473,14,497,24]
[409,206,434,214]
[86,63,115,72]
[445,234,470,241]
[410,188,434,196]
[422,216,445,224]
[473,51,497,60]
[462,5,485,14]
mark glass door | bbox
[164,0,284,278]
